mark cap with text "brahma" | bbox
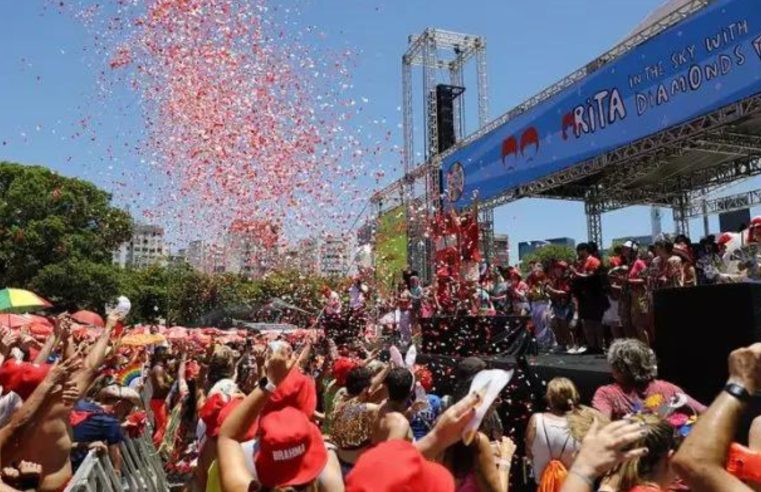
[254,406,327,488]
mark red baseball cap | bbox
[346,440,455,492]
[217,396,258,441]
[718,233,734,246]
[254,407,327,488]
[262,368,317,418]
[198,393,229,437]
[0,360,51,400]
[332,357,360,387]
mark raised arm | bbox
[73,312,119,394]
[474,432,508,492]
[217,347,296,492]
[560,419,648,492]
[363,362,390,403]
[672,344,761,492]
[0,354,81,448]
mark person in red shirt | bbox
[569,243,609,354]
[608,245,624,268]
[611,241,650,344]
[546,261,574,352]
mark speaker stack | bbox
[654,283,761,441]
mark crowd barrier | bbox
[65,434,169,492]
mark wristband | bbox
[568,468,595,488]
[724,383,752,403]
[258,377,276,393]
[726,443,761,483]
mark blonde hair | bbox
[546,377,580,413]
[566,406,609,443]
[618,414,676,491]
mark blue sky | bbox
[2,0,760,257]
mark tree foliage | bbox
[520,244,576,273]
[30,258,123,312]
[0,162,344,324]
[116,265,338,327]
[0,162,132,309]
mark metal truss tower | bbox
[397,29,490,275]
[402,29,488,174]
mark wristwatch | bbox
[258,377,277,393]
[724,382,752,403]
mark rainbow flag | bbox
[117,359,144,388]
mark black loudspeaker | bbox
[719,208,751,233]
[435,84,464,153]
[654,283,761,406]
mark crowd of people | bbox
[0,286,759,492]
[1,217,761,491]
[369,224,761,356]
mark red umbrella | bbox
[190,332,212,346]
[0,313,32,328]
[202,327,224,337]
[25,315,52,327]
[72,310,105,328]
[218,333,244,344]
[28,323,53,338]
[166,326,188,341]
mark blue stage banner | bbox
[444,0,761,209]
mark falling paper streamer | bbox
[44,0,395,246]
[462,369,514,445]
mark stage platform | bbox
[501,353,612,403]
[420,352,612,404]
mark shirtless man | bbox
[149,346,173,446]
[2,312,119,492]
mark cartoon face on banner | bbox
[501,127,540,171]
[447,161,465,203]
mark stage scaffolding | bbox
[372,0,761,278]
[372,29,489,281]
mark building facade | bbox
[224,220,280,279]
[493,233,510,266]
[319,235,353,277]
[296,238,320,274]
[113,224,167,268]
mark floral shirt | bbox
[592,379,705,420]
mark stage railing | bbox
[64,434,169,492]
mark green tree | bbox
[118,264,171,324]
[30,258,123,312]
[520,244,576,273]
[0,162,132,298]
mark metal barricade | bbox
[64,450,122,492]
[64,435,170,492]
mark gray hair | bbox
[607,339,658,385]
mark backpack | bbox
[538,459,568,492]
[537,417,572,492]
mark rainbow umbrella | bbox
[0,288,52,313]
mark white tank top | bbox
[530,413,579,484]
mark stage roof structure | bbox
[434,0,761,244]
[371,0,761,279]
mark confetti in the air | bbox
[46,0,397,248]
